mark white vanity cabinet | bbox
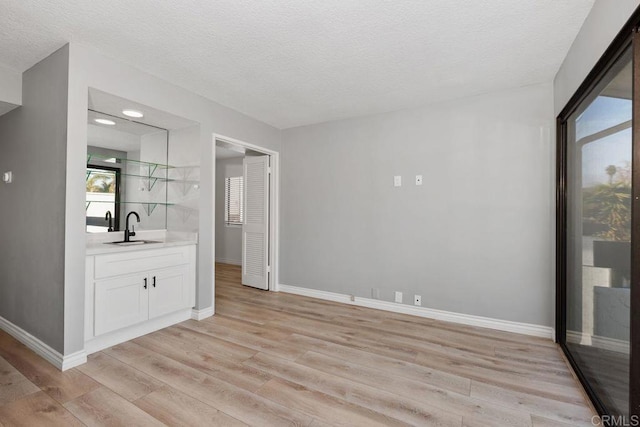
[85,244,196,353]
[148,265,191,318]
[94,272,149,336]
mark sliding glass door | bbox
[563,47,632,417]
[558,16,640,418]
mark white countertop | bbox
[86,230,198,256]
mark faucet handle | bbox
[130,225,136,237]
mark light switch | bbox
[2,171,12,184]
[415,175,423,186]
[395,291,403,303]
[394,176,402,187]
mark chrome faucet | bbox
[105,210,114,232]
[124,211,140,242]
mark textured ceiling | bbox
[0,1,594,129]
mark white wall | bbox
[64,42,281,355]
[281,83,555,327]
[554,0,640,115]
[215,157,244,265]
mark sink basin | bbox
[107,240,162,246]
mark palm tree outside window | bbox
[86,165,120,231]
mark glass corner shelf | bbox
[86,154,175,216]
[85,200,174,216]
[86,169,174,191]
[87,153,174,171]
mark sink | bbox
[107,240,162,246]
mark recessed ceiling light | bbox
[122,109,144,118]
[94,118,116,126]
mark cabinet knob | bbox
[143,278,147,289]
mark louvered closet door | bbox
[242,155,269,290]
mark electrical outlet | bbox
[394,176,402,187]
[415,175,423,186]
[414,295,422,306]
[395,291,403,303]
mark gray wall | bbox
[0,62,22,115]
[281,83,554,326]
[0,63,21,104]
[215,157,243,265]
[554,0,640,115]
[0,46,69,353]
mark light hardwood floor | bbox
[0,263,595,426]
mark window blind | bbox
[225,176,244,225]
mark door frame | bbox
[213,133,280,292]
[556,7,640,416]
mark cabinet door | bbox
[149,265,191,319]
[95,274,149,336]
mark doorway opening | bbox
[214,135,279,292]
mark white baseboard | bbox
[215,258,242,266]
[592,335,630,354]
[191,307,215,320]
[566,330,590,346]
[0,315,87,371]
[85,308,192,355]
[61,350,89,370]
[567,330,629,354]
[278,284,554,340]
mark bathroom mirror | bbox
[86,110,169,233]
